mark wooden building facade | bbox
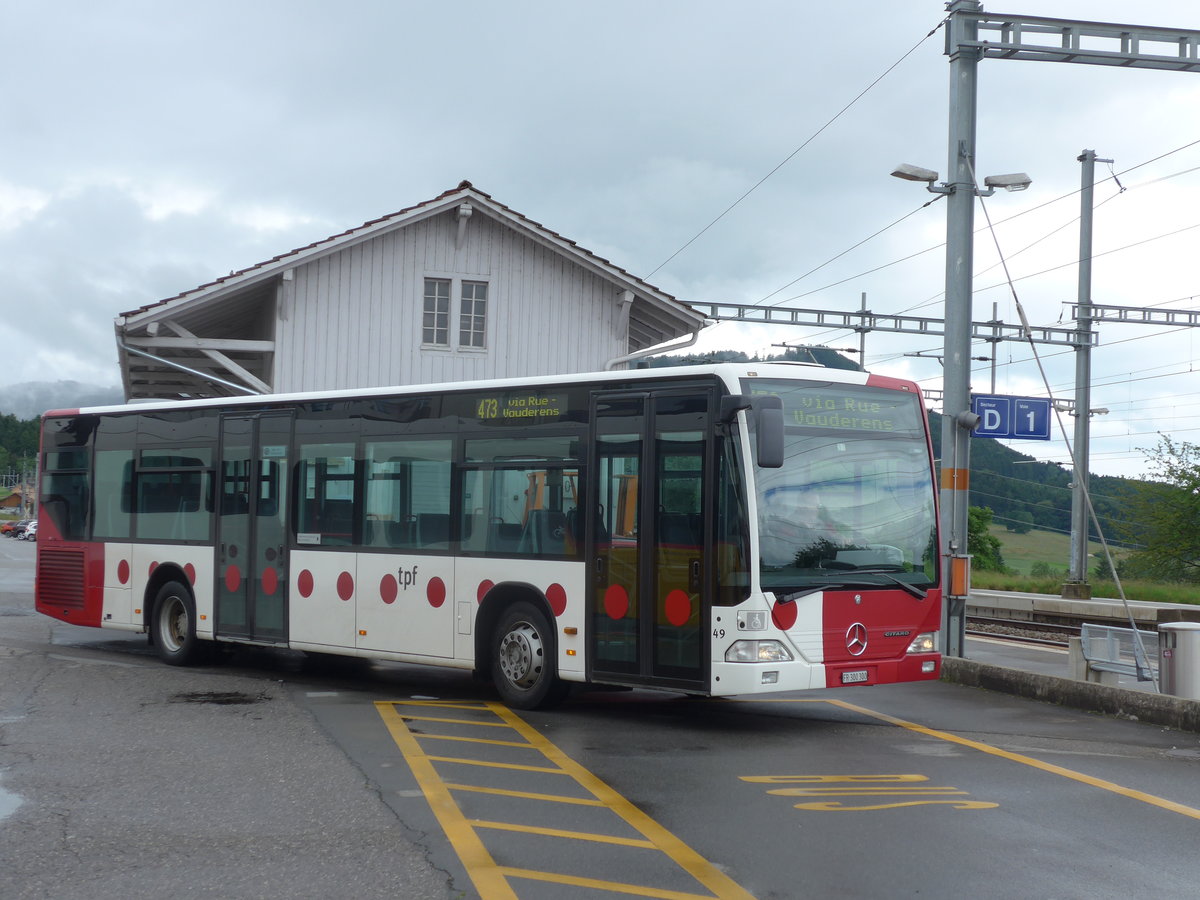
[114,182,706,401]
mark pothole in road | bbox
[168,691,268,705]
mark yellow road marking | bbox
[820,697,1200,821]
[376,699,756,900]
[469,818,658,848]
[377,701,519,900]
[485,702,756,899]
[397,713,511,727]
[442,782,607,806]
[417,733,534,748]
[499,866,735,900]
[426,755,568,775]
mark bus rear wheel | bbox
[490,601,567,709]
[152,581,206,666]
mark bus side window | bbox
[296,443,357,546]
[363,439,453,551]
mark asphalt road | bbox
[0,537,454,900]
[5,536,1200,899]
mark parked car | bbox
[3,519,30,537]
[21,520,37,541]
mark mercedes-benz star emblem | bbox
[845,622,868,656]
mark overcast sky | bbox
[3,0,1200,481]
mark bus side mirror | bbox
[719,394,753,423]
[719,394,783,467]
[753,397,784,468]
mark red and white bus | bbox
[34,364,941,708]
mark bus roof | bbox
[45,363,918,419]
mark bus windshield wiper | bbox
[810,570,928,600]
[775,584,848,604]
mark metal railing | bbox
[1079,623,1158,682]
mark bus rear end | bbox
[35,410,106,629]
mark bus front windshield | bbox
[745,379,939,595]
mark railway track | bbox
[965,615,1079,648]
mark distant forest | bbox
[647,348,1145,545]
[0,414,38,472]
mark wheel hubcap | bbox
[498,622,543,689]
[161,596,185,652]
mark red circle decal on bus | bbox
[184,563,196,585]
[380,574,398,605]
[665,590,691,627]
[261,567,278,596]
[148,561,158,577]
[337,572,355,602]
[117,559,130,585]
[427,576,447,608]
[547,583,567,617]
[477,579,494,604]
[224,565,241,593]
[771,598,798,631]
[604,584,629,620]
[298,569,314,598]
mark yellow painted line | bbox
[377,699,757,900]
[443,782,607,806]
[498,866,731,900]
[426,755,568,775]
[396,713,511,728]
[399,700,493,709]
[376,701,518,900]
[767,787,968,797]
[468,818,658,849]
[487,702,757,900]
[824,697,1200,822]
[417,733,535,749]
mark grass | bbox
[985,524,1113,577]
[977,524,1200,605]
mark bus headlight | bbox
[726,640,794,663]
[906,632,938,654]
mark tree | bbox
[1121,437,1200,582]
[967,506,1005,572]
[1005,510,1034,534]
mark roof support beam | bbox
[160,320,272,394]
[121,336,275,353]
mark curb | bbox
[941,656,1200,733]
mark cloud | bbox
[2,0,1200,478]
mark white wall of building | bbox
[273,207,626,393]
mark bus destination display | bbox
[749,382,920,435]
[474,391,567,423]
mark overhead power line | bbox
[646,17,948,279]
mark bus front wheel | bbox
[152,581,206,666]
[490,601,567,709]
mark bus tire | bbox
[490,600,567,709]
[152,581,206,666]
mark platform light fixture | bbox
[983,172,1033,192]
[890,163,940,184]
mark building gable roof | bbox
[118,181,703,327]
[114,182,706,400]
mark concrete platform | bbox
[949,635,1200,733]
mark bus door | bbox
[216,412,293,643]
[588,390,712,691]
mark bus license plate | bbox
[841,670,869,684]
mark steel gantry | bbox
[688,300,1093,348]
[928,2,1200,656]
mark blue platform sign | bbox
[971,394,1051,441]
